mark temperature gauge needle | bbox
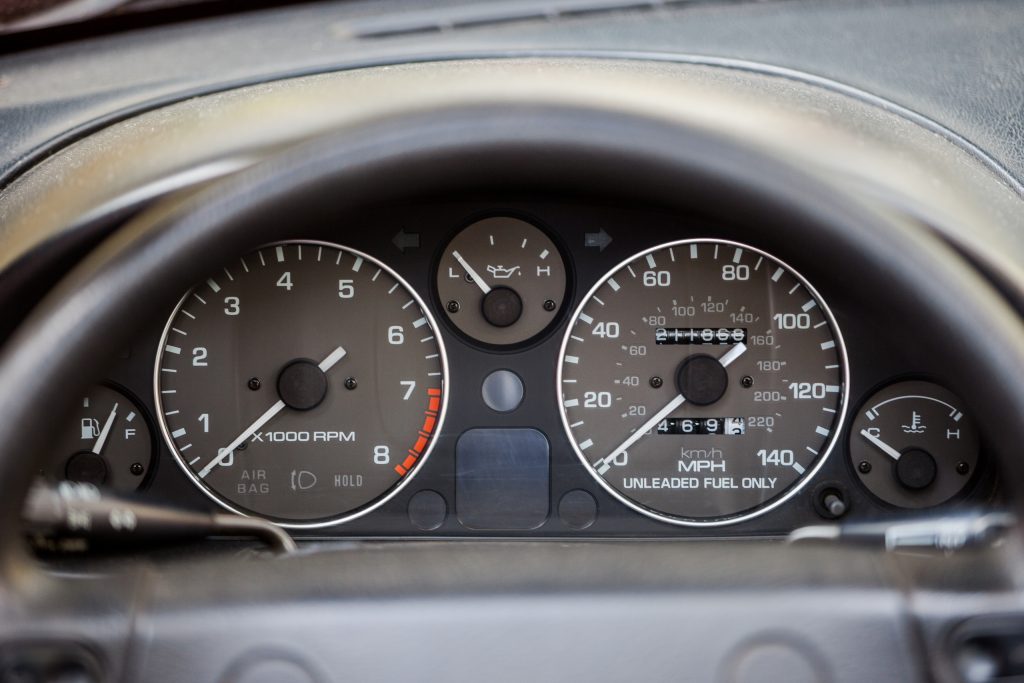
[452,250,491,294]
[198,346,347,478]
[593,342,747,474]
[92,402,119,455]
[859,429,902,461]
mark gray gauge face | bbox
[436,216,567,346]
[558,239,848,526]
[849,380,978,508]
[155,241,448,527]
[46,384,153,492]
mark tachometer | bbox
[155,241,447,528]
[558,239,848,526]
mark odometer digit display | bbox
[558,239,848,525]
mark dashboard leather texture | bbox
[0,0,1022,191]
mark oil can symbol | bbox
[80,418,100,440]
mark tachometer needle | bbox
[452,250,491,295]
[859,429,902,461]
[92,402,118,455]
[593,342,747,474]
[317,345,348,372]
[198,345,347,478]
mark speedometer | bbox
[558,239,848,526]
[155,241,447,528]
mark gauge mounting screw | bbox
[956,461,970,475]
[858,461,872,474]
[446,300,460,314]
[741,375,754,388]
[247,377,261,391]
[543,299,557,312]
[130,463,144,476]
[649,376,663,389]
[344,377,358,391]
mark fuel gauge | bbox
[437,216,567,346]
[849,380,979,508]
[45,384,154,492]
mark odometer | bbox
[155,241,448,528]
[558,239,848,525]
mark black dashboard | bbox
[2,3,1024,681]
[43,197,999,539]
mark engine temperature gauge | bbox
[849,380,979,508]
[437,216,567,346]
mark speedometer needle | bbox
[859,429,902,461]
[452,250,491,295]
[593,342,747,474]
[197,345,347,479]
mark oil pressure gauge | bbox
[437,216,567,346]
[849,380,979,508]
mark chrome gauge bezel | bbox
[556,238,850,527]
[153,239,451,529]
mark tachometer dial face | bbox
[436,216,567,346]
[155,241,448,528]
[558,239,848,526]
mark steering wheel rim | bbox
[1,100,1022,679]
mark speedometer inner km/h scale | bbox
[558,239,848,525]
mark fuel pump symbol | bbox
[80,418,100,440]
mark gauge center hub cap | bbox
[481,286,523,328]
[277,359,328,411]
[895,448,937,490]
[676,353,729,406]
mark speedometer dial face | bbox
[558,239,848,526]
[155,241,447,528]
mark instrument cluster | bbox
[38,200,999,538]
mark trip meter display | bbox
[155,241,448,527]
[558,239,848,526]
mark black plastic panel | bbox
[455,428,550,530]
[88,197,999,540]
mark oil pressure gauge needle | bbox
[593,343,747,474]
[859,429,903,461]
[452,250,491,294]
[197,345,347,479]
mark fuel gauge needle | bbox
[860,429,902,461]
[452,250,491,294]
[92,402,118,455]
